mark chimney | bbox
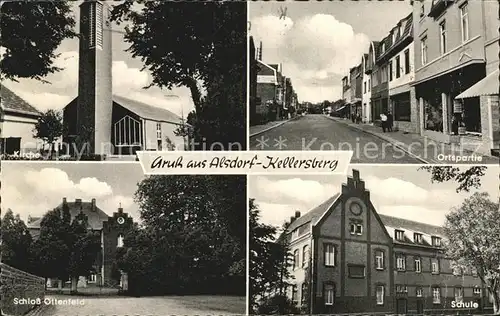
[258,41,262,60]
[28,215,32,223]
[63,197,67,204]
[75,198,82,206]
[290,216,295,223]
[91,198,96,212]
[118,203,123,213]
[76,0,113,155]
[295,211,301,218]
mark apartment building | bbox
[285,170,490,314]
[362,54,372,123]
[385,14,419,133]
[412,0,499,155]
[349,64,363,119]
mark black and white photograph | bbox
[248,1,499,164]
[1,162,246,316]
[249,165,500,315]
[0,0,246,161]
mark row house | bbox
[284,170,492,315]
[338,75,351,118]
[412,0,499,155]
[361,54,372,123]
[349,64,363,119]
[366,40,390,123]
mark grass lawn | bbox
[174,295,246,313]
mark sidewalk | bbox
[328,116,499,164]
[250,117,295,137]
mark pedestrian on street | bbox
[380,112,388,132]
[387,111,393,132]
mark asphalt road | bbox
[249,114,422,164]
[30,295,245,316]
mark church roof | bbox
[0,84,41,116]
[27,199,110,231]
[113,94,184,125]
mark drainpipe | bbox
[310,233,315,315]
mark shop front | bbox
[415,63,486,144]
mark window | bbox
[324,243,336,266]
[396,254,406,271]
[396,56,401,78]
[156,122,162,139]
[368,79,371,91]
[364,81,366,93]
[291,229,299,240]
[432,236,441,247]
[455,287,463,302]
[473,286,481,295]
[376,285,384,305]
[88,274,97,283]
[415,257,422,273]
[349,223,363,236]
[88,2,104,49]
[396,285,408,293]
[413,233,422,244]
[291,285,298,303]
[395,230,405,241]
[404,49,410,74]
[389,61,393,81]
[416,287,423,297]
[114,115,142,146]
[431,259,440,274]
[302,245,309,268]
[348,265,366,278]
[421,37,428,65]
[375,250,385,270]
[392,32,396,44]
[399,24,404,37]
[117,234,124,247]
[293,249,299,269]
[432,287,441,304]
[460,3,469,42]
[439,20,447,55]
[301,283,307,304]
[381,43,385,54]
[324,284,334,305]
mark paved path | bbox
[29,294,245,316]
[249,114,499,164]
[249,114,421,164]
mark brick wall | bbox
[0,263,45,316]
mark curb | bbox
[249,116,301,138]
[326,116,432,164]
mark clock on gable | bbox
[345,197,366,216]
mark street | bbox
[30,295,245,316]
[250,114,421,163]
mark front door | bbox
[416,299,424,314]
[396,298,407,314]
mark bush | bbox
[256,295,300,315]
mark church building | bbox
[63,0,187,157]
[285,170,492,315]
[27,198,134,288]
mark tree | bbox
[120,175,246,295]
[443,192,500,314]
[249,199,295,314]
[110,1,246,150]
[419,166,487,192]
[33,109,64,159]
[0,209,33,272]
[0,1,76,82]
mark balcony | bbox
[428,0,454,18]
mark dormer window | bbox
[392,32,396,44]
[432,236,441,247]
[399,24,404,37]
[395,230,405,241]
[413,233,423,244]
[381,43,386,54]
[291,229,299,240]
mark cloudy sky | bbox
[249,165,499,228]
[1,1,193,116]
[2,162,145,223]
[249,1,412,103]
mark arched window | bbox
[117,234,124,248]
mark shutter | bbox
[383,250,386,269]
[373,250,377,270]
[334,245,338,267]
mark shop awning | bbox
[335,105,346,112]
[455,69,499,99]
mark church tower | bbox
[77,0,113,155]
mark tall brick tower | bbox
[77,0,113,156]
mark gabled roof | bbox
[113,94,184,125]
[27,201,111,230]
[286,193,341,232]
[0,84,41,116]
